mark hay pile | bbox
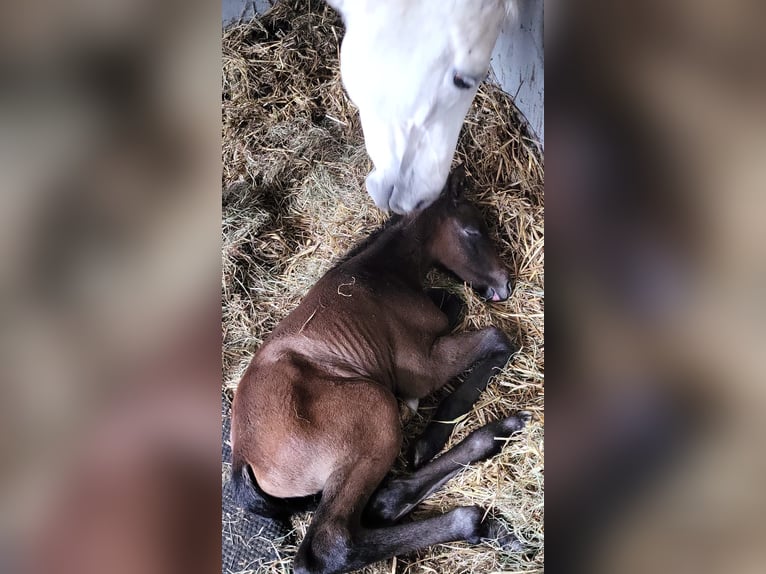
[222,1,544,572]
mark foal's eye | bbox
[453,73,474,90]
[462,226,481,237]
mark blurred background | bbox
[547,0,766,572]
[0,1,221,574]
[1,0,765,573]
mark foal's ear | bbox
[447,164,467,201]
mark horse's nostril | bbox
[414,200,426,211]
[506,280,513,294]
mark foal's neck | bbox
[354,214,435,285]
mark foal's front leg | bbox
[425,287,465,331]
[367,412,531,526]
[412,327,516,468]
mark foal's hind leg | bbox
[411,327,516,468]
[367,412,531,526]
[294,462,512,574]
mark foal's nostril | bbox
[506,280,513,295]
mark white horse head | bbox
[327,0,516,213]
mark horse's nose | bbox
[388,190,417,214]
[366,171,395,211]
[389,185,439,214]
[390,196,436,214]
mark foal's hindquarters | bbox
[233,351,529,574]
[234,354,402,502]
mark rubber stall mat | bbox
[222,395,289,573]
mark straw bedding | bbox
[222,1,544,572]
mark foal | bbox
[231,168,528,574]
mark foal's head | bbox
[425,168,513,302]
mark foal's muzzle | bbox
[483,280,513,302]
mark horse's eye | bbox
[453,73,474,90]
[462,226,481,237]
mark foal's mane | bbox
[331,213,404,268]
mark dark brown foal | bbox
[230,167,528,574]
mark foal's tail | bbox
[230,451,319,520]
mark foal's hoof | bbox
[477,516,526,552]
[503,410,533,431]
